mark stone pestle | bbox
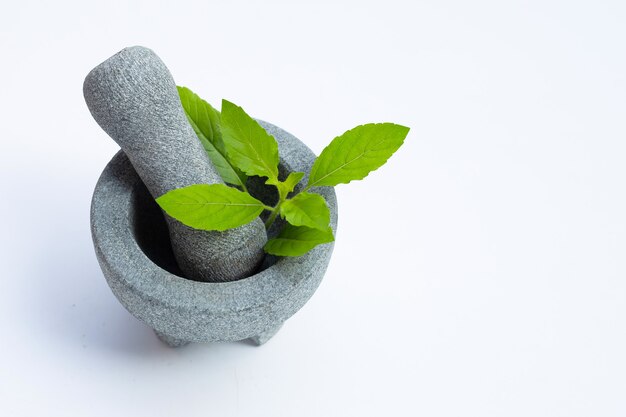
[83,46,267,282]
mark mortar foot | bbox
[248,324,283,346]
[155,330,190,347]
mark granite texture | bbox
[91,122,338,346]
[84,46,266,282]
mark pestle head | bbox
[84,46,267,282]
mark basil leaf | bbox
[264,225,334,257]
[280,192,330,231]
[221,99,280,181]
[266,171,305,197]
[308,123,409,187]
[177,86,247,187]
[156,184,266,231]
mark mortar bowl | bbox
[90,121,338,347]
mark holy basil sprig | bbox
[156,87,410,257]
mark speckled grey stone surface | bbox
[91,122,338,346]
[84,46,266,282]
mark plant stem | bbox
[264,208,280,230]
[264,183,291,230]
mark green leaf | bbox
[156,184,266,231]
[220,99,280,181]
[307,123,410,187]
[266,171,305,197]
[264,225,334,257]
[280,192,330,231]
[177,86,247,187]
[281,172,305,192]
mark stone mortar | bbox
[84,46,266,282]
[91,121,338,346]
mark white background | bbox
[1,0,625,415]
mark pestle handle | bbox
[84,46,267,282]
[83,46,220,196]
